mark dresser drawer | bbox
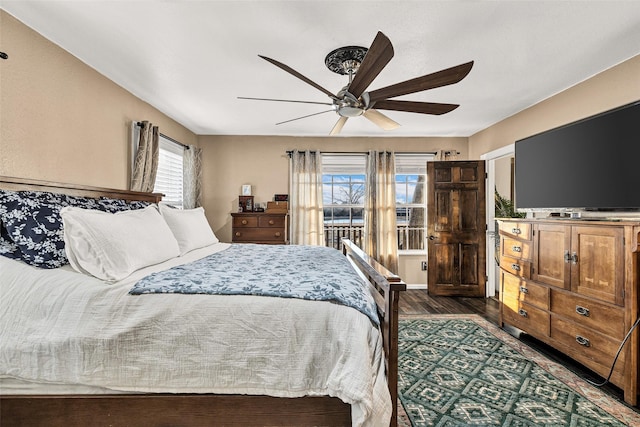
[499,222,532,240]
[234,228,284,242]
[233,216,258,228]
[500,255,531,279]
[501,237,532,260]
[258,216,285,228]
[502,271,548,309]
[550,290,625,340]
[550,316,625,384]
[502,300,550,338]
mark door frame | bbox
[480,143,514,298]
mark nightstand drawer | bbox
[233,216,258,228]
[258,216,285,228]
[234,228,284,242]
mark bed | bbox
[0,176,406,427]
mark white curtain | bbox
[364,151,398,273]
[290,150,325,246]
[130,121,159,192]
[183,145,203,209]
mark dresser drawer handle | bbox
[575,305,590,317]
[519,286,528,294]
[235,232,241,237]
[241,219,248,225]
[564,250,571,263]
[511,263,521,272]
[511,228,521,235]
[268,220,275,225]
[512,245,522,253]
[518,308,528,318]
[274,231,281,237]
[576,335,590,347]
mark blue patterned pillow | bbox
[0,189,152,268]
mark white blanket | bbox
[0,244,391,426]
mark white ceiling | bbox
[2,1,639,137]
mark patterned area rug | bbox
[396,315,640,426]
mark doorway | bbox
[480,144,515,298]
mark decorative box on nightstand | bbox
[231,212,287,244]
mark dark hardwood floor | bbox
[398,290,639,413]
[399,289,500,321]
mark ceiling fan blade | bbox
[238,96,334,106]
[347,31,394,99]
[275,109,335,126]
[368,61,474,103]
[330,117,348,135]
[363,109,400,131]
[373,100,459,115]
[259,55,337,99]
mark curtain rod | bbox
[136,122,190,150]
[285,150,438,157]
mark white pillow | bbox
[158,204,219,255]
[61,205,180,281]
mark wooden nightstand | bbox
[231,212,287,244]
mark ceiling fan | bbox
[239,31,474,135]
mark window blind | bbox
[154,136,184,208]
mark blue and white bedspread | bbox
[129,244,379,325]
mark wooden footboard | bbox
[0,177,406,427]
[343,239,407,427]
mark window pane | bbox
[396,182,407,205]
[352,208,364,224]
[396,207,409,225]
[411,176,426,204]
[408,207,425,224]
[333,183,351,204]
[323,207,333,222]
[323,182,333,205]
[351,183,365,205]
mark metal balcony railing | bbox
[324,224,425,251]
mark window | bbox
[320,153,434,251]
[322,154,366,250]
[395,154,434,252]
[154,136,185,208]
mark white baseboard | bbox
[406,283,428,290]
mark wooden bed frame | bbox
[0,176,407,427]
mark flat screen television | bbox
[514,100,640,212]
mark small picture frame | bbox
[242,185,252,196]
[274,194,288,202]
[239,196,254,212]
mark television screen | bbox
[515,101,640,211]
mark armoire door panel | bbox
[571,226,624,305]
[533,224,571,289]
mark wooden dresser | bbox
[231,212,287,244]
[497,218,640,405]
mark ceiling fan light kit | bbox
[241,31,473,135]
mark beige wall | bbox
[469,55,640,159]
[0,11,197,190]
[198,135,468,285]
